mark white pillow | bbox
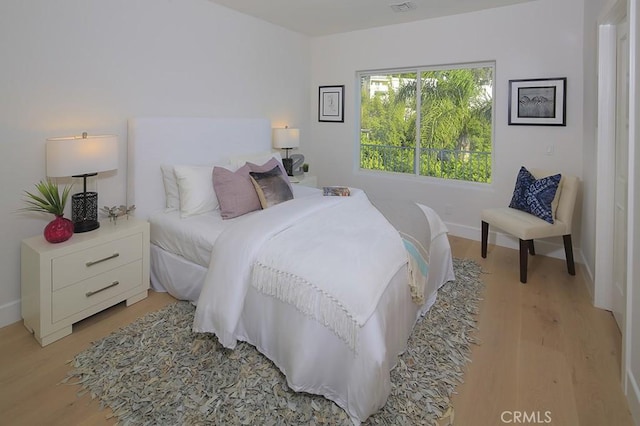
[229,151,283,169]
[160,165,180,211]
[173,165,225,218]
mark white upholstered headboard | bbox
[127,117,272,220]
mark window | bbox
[359,63,494,183]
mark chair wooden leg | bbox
[519,239,529,283]
[563,234,576,275]
[481,221,488,258]
[528,240,536,255]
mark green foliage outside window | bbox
[360,64,493,183]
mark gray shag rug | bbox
[63,258,483,425]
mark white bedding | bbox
[150,185,320,269]
[150,209,229,268]
[148,189,453,423]
[194,189,408,351]
[149,186,454,424]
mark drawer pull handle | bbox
[86,281,119,297]
[86,253,119,267]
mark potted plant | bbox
[22,179,74,243]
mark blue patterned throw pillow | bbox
[509,166,561,224]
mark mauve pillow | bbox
[212,164,262,219]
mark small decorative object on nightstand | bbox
[101,204,136,223]
[20,217,150,346]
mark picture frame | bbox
[318,85,344,122]
[508,77,566,126]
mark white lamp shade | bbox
[46,134,118,177]
[272,128,300,149]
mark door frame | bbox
[596,0,629,388]
[597,2,640,420]
[595,0,626,312]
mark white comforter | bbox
[192,189,453,424]
[193,189,406,347]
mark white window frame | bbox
[356,61,496,184]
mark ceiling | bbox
[208,0,536,37]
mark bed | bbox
[127,116,455,424]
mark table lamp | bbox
[46,132,118,233]
[272,126,300,176]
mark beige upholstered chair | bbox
[481,169,579,283]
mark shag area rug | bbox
[63,258,483,425]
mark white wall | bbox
[308,0,586,260]
[0,0,310,327]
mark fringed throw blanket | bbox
[193,189,407,351]
[251,190,407,350]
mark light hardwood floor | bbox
[0,236,634,425]
[448,236,633,426]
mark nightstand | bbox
[21,217,150,346]
[290,173,318,188]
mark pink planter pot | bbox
[44,215,74,243]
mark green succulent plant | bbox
[21,179,72,217]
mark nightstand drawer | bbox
[52,233,143,291]
[51,260,143,323]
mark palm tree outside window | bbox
[359,62,494,183]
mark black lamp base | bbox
[74,219,100,233]
[282,157,293,176]
[72,191,99,233]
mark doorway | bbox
[612,20,629,330]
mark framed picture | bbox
[319,85,344,122]
[508,77,566,126]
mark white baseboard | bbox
[580,258,596,304]
[0,299,21,329]
[627,370,640,426]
